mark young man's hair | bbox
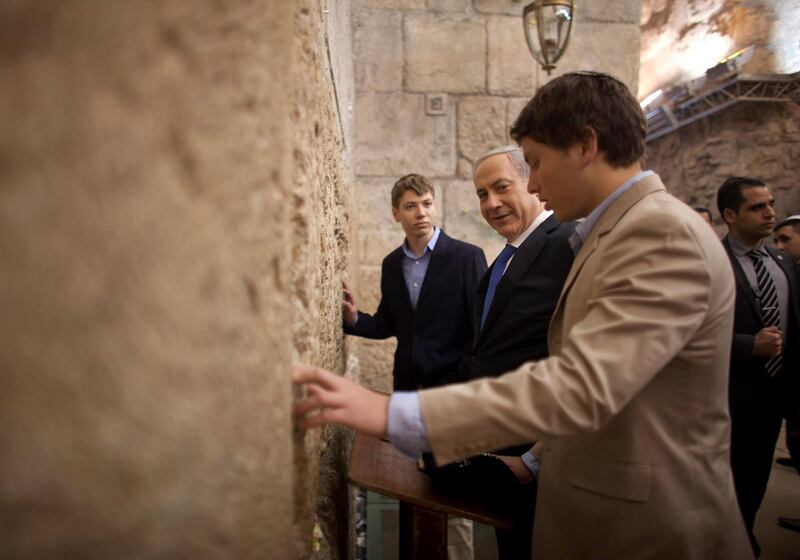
[391,173,435,208]
[693,207,712,220]
[716,176,766,221]
[509,72,646,167]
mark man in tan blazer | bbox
[294,72,752,559]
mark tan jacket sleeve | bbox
[419,211,713,465]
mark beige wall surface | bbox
[0,1,353,558]
[292,0,356,558]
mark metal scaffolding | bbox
[645,71,800,143]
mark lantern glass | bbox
[523,1,574,74]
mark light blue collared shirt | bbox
[568,170,654,255]
[401,227,441,308]
[351,227,441,327]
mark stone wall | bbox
[0,1,353,558]
[640,0,800,98]
[641,0,800,225]
[293,2,356,558]
[350,0,643,391]
[646,102,800,228]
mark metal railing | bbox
[645,71,800,143]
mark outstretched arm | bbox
[292,365,390,438]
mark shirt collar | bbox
[727,233,766,257]
[569,170,655,254]
[508,210,553,248]
[402,226,441,259]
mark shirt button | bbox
[415,261,419,265]
[413,282,419,287]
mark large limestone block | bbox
[479,0,640,21]
[429,0,471,12]
[354,9,403,92]
[506,97,531,142]
[441,179,506,263]
[404,15,486,93]
[0,2,304,558]
[352,338,395,393]
[360,229,405,265]
[355,92,456,176]
[487,16,538,96]
[474,0,524,16]
[544,22,640,94]
[457,96,507,169]
[580,0,642,23]
[355,177,400,232]
[357,0,425,9]
[355,264,384,314]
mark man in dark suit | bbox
[342,173,487,391]
[342,172,486,560]
[718,177,800,556]
[436,146,575,559]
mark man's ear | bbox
[578,127,599,166]
[391,206,400,222]
[722,207,736,226]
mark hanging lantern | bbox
[522,0,574,75]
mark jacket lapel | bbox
[416,231,450,309]
[477,215,559,341]
[552,175,666,319]
[723,236,761,321]
[387,248,414,311]
[474,268,490,338]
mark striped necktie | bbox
[480,244,516,330]
[747,250,782,377]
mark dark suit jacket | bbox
[346,230,487,391]
[722,235,800,412]
[470,214,576,379]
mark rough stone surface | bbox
[292,2,354,559]
[546,21,641,93]
[639,0,796,98]
[457,96,508,169]
[428,0,471,12]
[474,0,526,16]
[581,0,642,23]
[355,177,401,232]
[328,0,357,153]
[646,103,800,224]
[0,1,355,559]
[487,16,539,96]
[358,0,425,9]
[360,229,406,265]
[355,92,456,176]
[476,0,640,21]
[354,9,403,93]
[506,97,531,141]
[1,1,290,558]
[404,15,486,93]
[351,338,395,393]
